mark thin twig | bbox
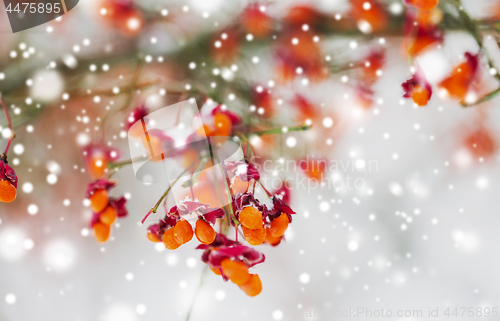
[100,60,145,139]
[141,155,203,224]
[0,94,15,156]
[71,80,163,98]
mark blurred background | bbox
[1,0,500,320]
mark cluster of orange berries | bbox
[213,257,263,297]
[401,1,482,106]
[234,193,295,247]
[146,203,226,249]
[145,190,295,296]
[86,179,128,242]
[238,206,289,246]
[198,234,266,297]
[403,52,480,107]
[82,141,128,242]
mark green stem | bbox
[141,156,201,224]
[109,157,146,169]
[461,86,500,107]
[248,124,312,137]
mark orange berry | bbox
[162,227,181,250]
[438,54,478,100]
[195,219,216,244]
[210,29,240,65]
[0,180,17,203]
[300,158,327,180]
[213,113,232,136]
[407,0,439,11]
[146,232,160,243]
[350,0,388,33]
[210,266,222,275]
[465,128,496,159]
[93,222,111,243]
[88,157,108,179]
[231,176,249,194]
[99,206,117,225]
[404,28,442,57]
[89,189,109,213]
[174,220,193,244]
[242,226,266,246]
[411,85,431,106]
[239,206,263,229]
[241,4,272,38]
[238,274,262,297]
[270,213,289,238]
[195,124,214,137]
[264,228,282,246]
[221,259,251,285]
